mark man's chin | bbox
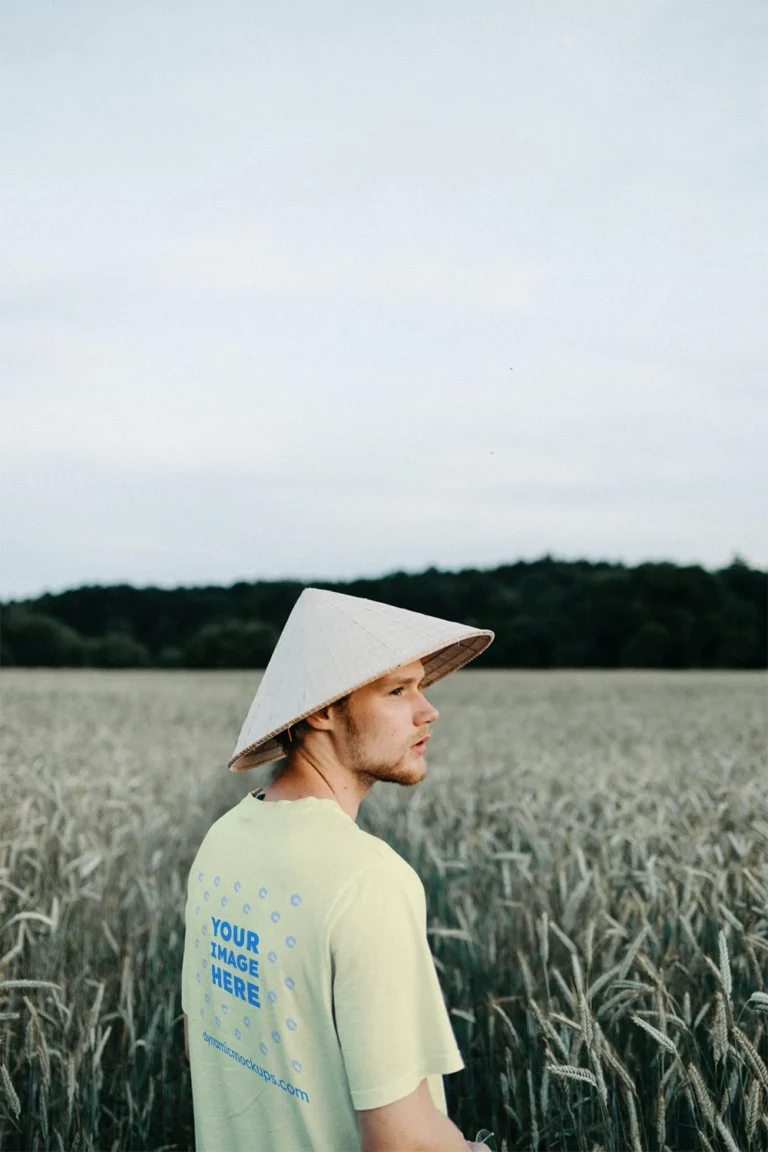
[351,757,415,785]
[398,755,428,786]
[365,757,427,787]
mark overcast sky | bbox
[2,1,766,601]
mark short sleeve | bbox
[328,860,465,1111]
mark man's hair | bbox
[274,693,351,755]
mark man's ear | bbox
[303,699,348,732]
[302,705,335,732]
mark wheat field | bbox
[0,668,766,1151]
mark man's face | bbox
[331,660,439,787]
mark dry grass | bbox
[0,668,766,1151]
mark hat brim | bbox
[228,629,493,772]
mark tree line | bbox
[1,556,765,669]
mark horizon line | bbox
[1,551,760,605]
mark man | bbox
[181,587,494,1151]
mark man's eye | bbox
[391,687,405,696]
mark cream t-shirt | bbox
[181,789,465,1151]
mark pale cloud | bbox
[1,1,766,599]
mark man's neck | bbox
[261,752,369,821]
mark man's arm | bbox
[357,1077,483,1152]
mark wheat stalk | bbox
[578,991,594,1049]
[630,1013,678,1055]
[747,991,768,1015]
[712,991,729,1064]
[687,1062,716,1128]
[715,1115,741,1152]
[745,1079,762,1144]
[0,979,62,992]
[655,1087,666,1150]
[718,931,733,1001]
[547,1064,599,1088]
[733,1025,768,1091]
[0,1063,20,1119]
[624,1086,642,1152]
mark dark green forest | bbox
[1,556,765,669]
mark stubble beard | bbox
[342,709,424,788]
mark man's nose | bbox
[418,698,439,725]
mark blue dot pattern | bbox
[192,872,307,1090]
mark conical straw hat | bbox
[228,587,494,772]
